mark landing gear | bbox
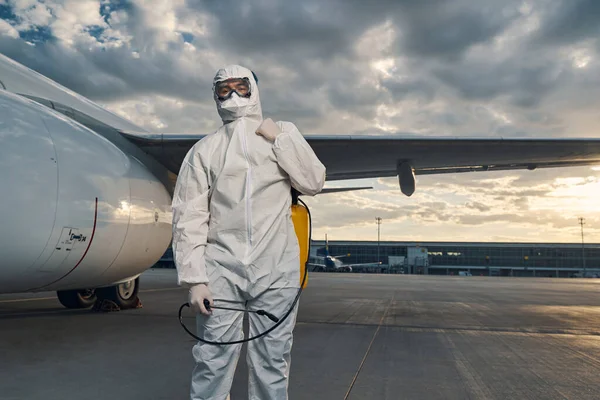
[56,278,141,311]
[57,289,97,309]
[95,278,140,309]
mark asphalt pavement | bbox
[2,270,600,399]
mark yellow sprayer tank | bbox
[291,203,310,288]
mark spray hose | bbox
[178,196,311,345]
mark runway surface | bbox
[2,270,600,399]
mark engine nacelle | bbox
[398,161,416,197]
[0,90,172,293]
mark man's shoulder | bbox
[275,120,299,133]
[183,130,223,164]
[191,129,226,151]
[199,129,224,145]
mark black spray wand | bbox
[203,299,279,322]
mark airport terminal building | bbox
[310,240,600,277]
[157,240,600,278]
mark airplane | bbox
[308,235,382,272]
[1,51,600,310]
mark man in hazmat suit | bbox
[171,65,326,399]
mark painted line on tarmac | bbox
[0,296,57,304]
[343,294,395,400]
[0,287,181,304]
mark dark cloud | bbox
[0,36,129,100]
[466,201,491,212]
[0,35,213,103]
[194,0,522,62]
[511,197,529,211]
[382,77,436,103]
[191,0,387,61]
[183,0,528,130]
[326,81,386,121]
[523,111,564,127]
[395,0,522,60]
[532,0,600,46]
[435,58,571,108]
[431,112,466,127]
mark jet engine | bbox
[0,90,172,307]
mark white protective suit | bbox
[171,65,326,400]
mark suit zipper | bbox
[240,129,252,252]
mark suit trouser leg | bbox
[191,304,245,400]
[246,288,299,400]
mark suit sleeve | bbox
[273,121,326,196]
[171,147,211,288]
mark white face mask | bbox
[217,92,251,122]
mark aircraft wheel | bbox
[96,278,140,309]
[57,289,97,309]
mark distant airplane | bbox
[1,52,600,310]
[308,235,382,272]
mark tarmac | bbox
[2,270,600,399]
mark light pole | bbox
[579,217,586,276]
[376,217,382,264]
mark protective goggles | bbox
[214,77,251,101]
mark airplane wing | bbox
[121,131,600,196]
[1,50,598,196]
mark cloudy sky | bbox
[1,0,599,243]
